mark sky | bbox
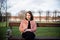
[3,0,60,16]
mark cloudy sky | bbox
[6,0,60,16]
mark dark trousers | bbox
[22,31,35,40]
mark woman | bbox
[19,11,37,40]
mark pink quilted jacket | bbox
[19,19,37,33]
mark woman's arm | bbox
[31,21,37,32]
[19,21,23,32]
[19,21,26,33]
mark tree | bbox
[53,10,57,22]
[46,11,50,22]
[38,11,42,22]
[4,12,11,21]
[57,11,60,21]
[0,0,7,22]
[0,11,2,22]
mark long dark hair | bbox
[25,11,33,21]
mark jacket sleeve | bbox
[31,21,37,32]
[19,21,24,33]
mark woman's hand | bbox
[24,27,27,31]
[25,29,31,31]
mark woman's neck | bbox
[25,18,30,21]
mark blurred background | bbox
[0,0,60,40]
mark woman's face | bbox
[26,13,31,20]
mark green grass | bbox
[12,26,21,36]
[0,21,60,39]
[0,22,9,27]
[11,27,60,37]
[0,27,8,40]
[35,27,60,37]
[0,27,60,40]
[0,20,60,40]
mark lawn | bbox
[0,21,60,40]
[0,22,9,27]
[12,27,60,37]
[0,27,8,40]
[0,27,60,40]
